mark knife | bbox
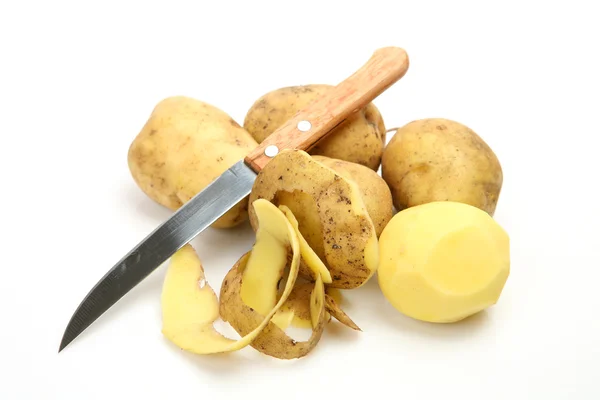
[59,46,410,352]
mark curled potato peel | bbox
[279,205,332,284]
[324,294,361,331]
[274,280,361,331]
[249,150,379,289]
[160,245,272,354]
[161,198,330,359]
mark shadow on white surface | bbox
[324,318,364,342]
[161,338,259,374]
[347,273,491,340]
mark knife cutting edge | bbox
[59,46,410,352]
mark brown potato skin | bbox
[381,118,503,215]
[248,150,379,289]
[312,155,393,237]
[128,96,258,228]
[219,252,327,360]
[243,84,386,171]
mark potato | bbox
[161,199,328,359]
[312,155,393,237]
[243,84,386,170]
[378,201,510,323]
[381,118,503,215]
[248,150,379,289]
[128,96,258,228]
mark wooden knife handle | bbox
[244,46,409,172]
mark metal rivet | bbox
[297,120,312,132]
[265,145,279,157]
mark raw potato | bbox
[243,84,386,171]
[381,118,503,215]
[312,155,393,237]
[248,150,379,289]
[378,201,510,323]
[160,199,301,355]
[128,96,258,228]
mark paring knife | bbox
[59,46,410,352]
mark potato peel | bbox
[216,198,326,359]
[279,205,332,284]
[220,258,326,359]
[273,280,361,332]
[161,245,286,354]
[248,150,379,289]
[161,199,301,355]
[276,281,319,329]
[325,294,361,331]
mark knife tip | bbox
[58,330,74,353]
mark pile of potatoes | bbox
[127,84,510,360]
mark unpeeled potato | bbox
[382,118,503,215]
[128,96,258,228]
[243,84,386,170]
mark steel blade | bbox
[59,160,257,352]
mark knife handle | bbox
[244,46,409,172]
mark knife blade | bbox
[58,161,256,352]
[59,46,410,352]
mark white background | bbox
[1,1,599,399]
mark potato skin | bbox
[312,155,393,237]
[243,84,386,171]
[248,150,379,289]
[128,96,258,228]
[381,118,503,215]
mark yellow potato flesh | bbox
[274,279,361,331]
[378,201,510,323]
[279,205,332,284]
[160,199,300,354]
[276,281,315,329]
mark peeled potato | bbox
[378,201,510,323]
